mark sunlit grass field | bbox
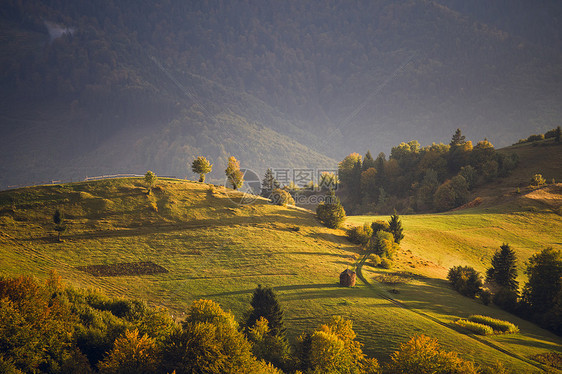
[0,178,560,371]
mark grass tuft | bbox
[468,315,519,334]
[455,319,494,335]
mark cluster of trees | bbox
[448,245,562,335]
[515,126,561,145]
[346,213,404,269]
[338,129,519,214]
[190,155,243,189]
[0,274,517,373]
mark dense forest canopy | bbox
[0,0,561,188]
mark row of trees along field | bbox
[0,274,517,374]
[448,245,562,336]
[338,129,520,214]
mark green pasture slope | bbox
[0,178,560,371]
[347,195,562,371]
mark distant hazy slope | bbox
[1,0,561,187]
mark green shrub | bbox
[454,319,494,335]
[369,254,381,267]
[370,220,390,233]
[316,191,346,229]
[530,173,546,187]
[530,352,562,370]
[380,258,393,269]
[346,223,373,246]
[270,189,295,206]
[447,266,483,298]
[368,231,399,259]
[527,134,545,142]
[467,315,519,334]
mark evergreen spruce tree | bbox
[246,285,286,337]
[362,150,376,171]
[388,210,404,244]
[449,128,466,146]
[261,168,280,197]
[316,189,346,229]
[488,244,518,287]
[191,156,213,182]
[486,244,519,292]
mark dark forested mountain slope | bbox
[1,0,561,188]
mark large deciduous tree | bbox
[191,156,212,183]
[225,156,244,190]
[144,171,157,194]
[522,247,562,314]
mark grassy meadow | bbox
[0,177,560,371]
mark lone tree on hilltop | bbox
[144,171,157,194]
[388,210,404,244]
[245,285,286,337]
[191,156,212,182]
[53,209,66,242]
[225,156,244,190]
[486,243,518,292]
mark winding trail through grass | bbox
[355,252,547,371]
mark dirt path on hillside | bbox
[355,252,548,371]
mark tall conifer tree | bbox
[486,244,519,292]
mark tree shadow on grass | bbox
[204,282,340,297]
[495,335,562,352]
[23,211,324,242]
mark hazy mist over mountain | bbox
[1,0,561,188]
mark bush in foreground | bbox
[386,335,478,374]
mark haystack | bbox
[340,269,356,287]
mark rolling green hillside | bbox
[481,140,562,199]
[0,178,560,371]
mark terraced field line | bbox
[0,231,69,271]
[355,252,547,371]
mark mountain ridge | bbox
[1,0,561,188]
